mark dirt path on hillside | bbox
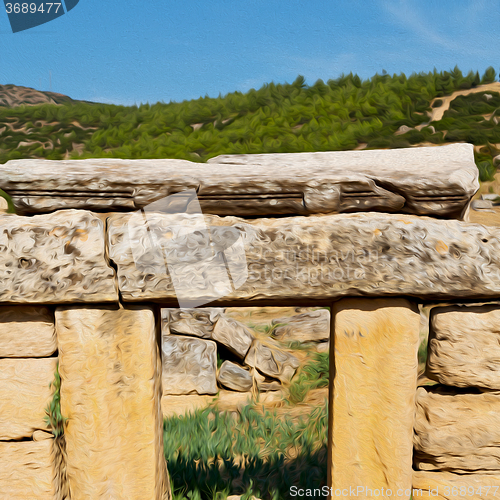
[429,82,500,122]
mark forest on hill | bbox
[1,66,499,181]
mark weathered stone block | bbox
[413,471,500,500]
[1,144,477,217]
[212,316,254,358]
[218,361,253,392]
[0,210,117,304]
[330,298,420,496]
[162,307,224,338]
[108,211,500,302]
[244,340,299,382]
[414,386,500,472]
[272,309,330,342]
[0,357,56,440]
[162,335,217,395]
[0,439,55,499]
[56,305,168,500]
[0,306,56,357]
[209,144,478,218]
[427,305,500,389]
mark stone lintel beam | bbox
[0,210,118,304]
[107,211,500,303]
[0,144,478,218]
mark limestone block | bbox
[212,316,254,358]
[209,144,478,218]
[244,340,299,382]
[1,144,477,217]
[0,306,56,357]
[56,305,169,500]
[217,361,253,392]
[0,439,55,499]
[427,305,500,389]
[162,335,217,395]
[271,309,330,342]
[224,306,315,327]
[0,210,117,304]
[414,386,500,472]
[108,211,500,303]
[413,471,500,500]
[162,307,224,338]
[329,298,420,497]
[0,357,56,440]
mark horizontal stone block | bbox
[162,335,217,395]
[0,144,477,217]
[0,357,56,440]
[427,305,500,389]
[414,386,500,472]
[209,144,478,219]
[0,306,56,357]
[0,439,55,499]
[108,211,500,302]
[271,309,330,342]
[0,210,117,304]
[413,471,500,500]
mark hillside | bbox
[0,84,89,108]
[1,66,499,182]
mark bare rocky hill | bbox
[0,84,91,108]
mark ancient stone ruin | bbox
[0,143,498,499]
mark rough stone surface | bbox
[212,316,254,358]
[56,305,169,500]
[224,306,316,327]
[217,360,254,392]
[271,309,330,342]
[0,144,477,217]
[427,305,500,389]
[108,211,500,302]
[330,298,420,495]
[0,357,56,440]
[0,439,55,499]
[253,368,282,392]
[244,340,299,382]
[162,307,224,338]
[414,386,500,472]
[413,471,500,500]
[209,144,478,218]
[0,306,56,357]
[162,335,217,395]
[0,210,117,304]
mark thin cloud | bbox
[380,0,456,51]
[380,0,497,59]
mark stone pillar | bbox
[56,304,169,500]
[328,298,420,498]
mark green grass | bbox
[44,362,66,438]
[164,353,329,499]
[286,352,329,405]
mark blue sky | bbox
[0,0,498,106]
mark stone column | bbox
[328,298,420,498]
[56,304,169,500]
